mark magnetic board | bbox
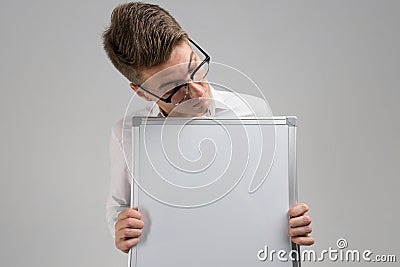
[129,117,300,267]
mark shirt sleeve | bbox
[106,121,132,238]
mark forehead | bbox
[140,41,193,83]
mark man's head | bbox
[103,2,212,116]
[103,2,187,84]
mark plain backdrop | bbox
[0,0,399,266]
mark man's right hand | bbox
[115,208,144,253]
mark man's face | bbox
[131,40,212,117]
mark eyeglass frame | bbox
[132,38,210,104]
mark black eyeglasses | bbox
[134,39,210,106]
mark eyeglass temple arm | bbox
[133,84,172,103]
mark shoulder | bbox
[111,105,158,144]
[212,89,271,117]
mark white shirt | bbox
[106,87,270,236]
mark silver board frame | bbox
[128,116,301,267]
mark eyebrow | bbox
[158,51,195,90]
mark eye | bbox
[189,60,200,73]
[163,88,175,96]
[188,64,196,73]
[161,83,182,96]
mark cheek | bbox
[156,100,172,111]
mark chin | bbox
[170,99,210,117]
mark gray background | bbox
[0,0,398,266]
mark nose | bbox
[187,82,205,98]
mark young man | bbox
[103,2,314,253]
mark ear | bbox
[130,83,152,101]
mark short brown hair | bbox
[102,2,188,84]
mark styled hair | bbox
[102,2,188,84]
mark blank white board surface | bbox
[129,117,300,267]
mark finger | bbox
[288,225,312,237]
[289,214,312,228]
[291,236,315,246]
[117,208,142,221]
[115,218,144,232]
[288,203,309,218]
[117,228,142,240]
[116,237,140,253]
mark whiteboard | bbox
[129,117,300,267]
